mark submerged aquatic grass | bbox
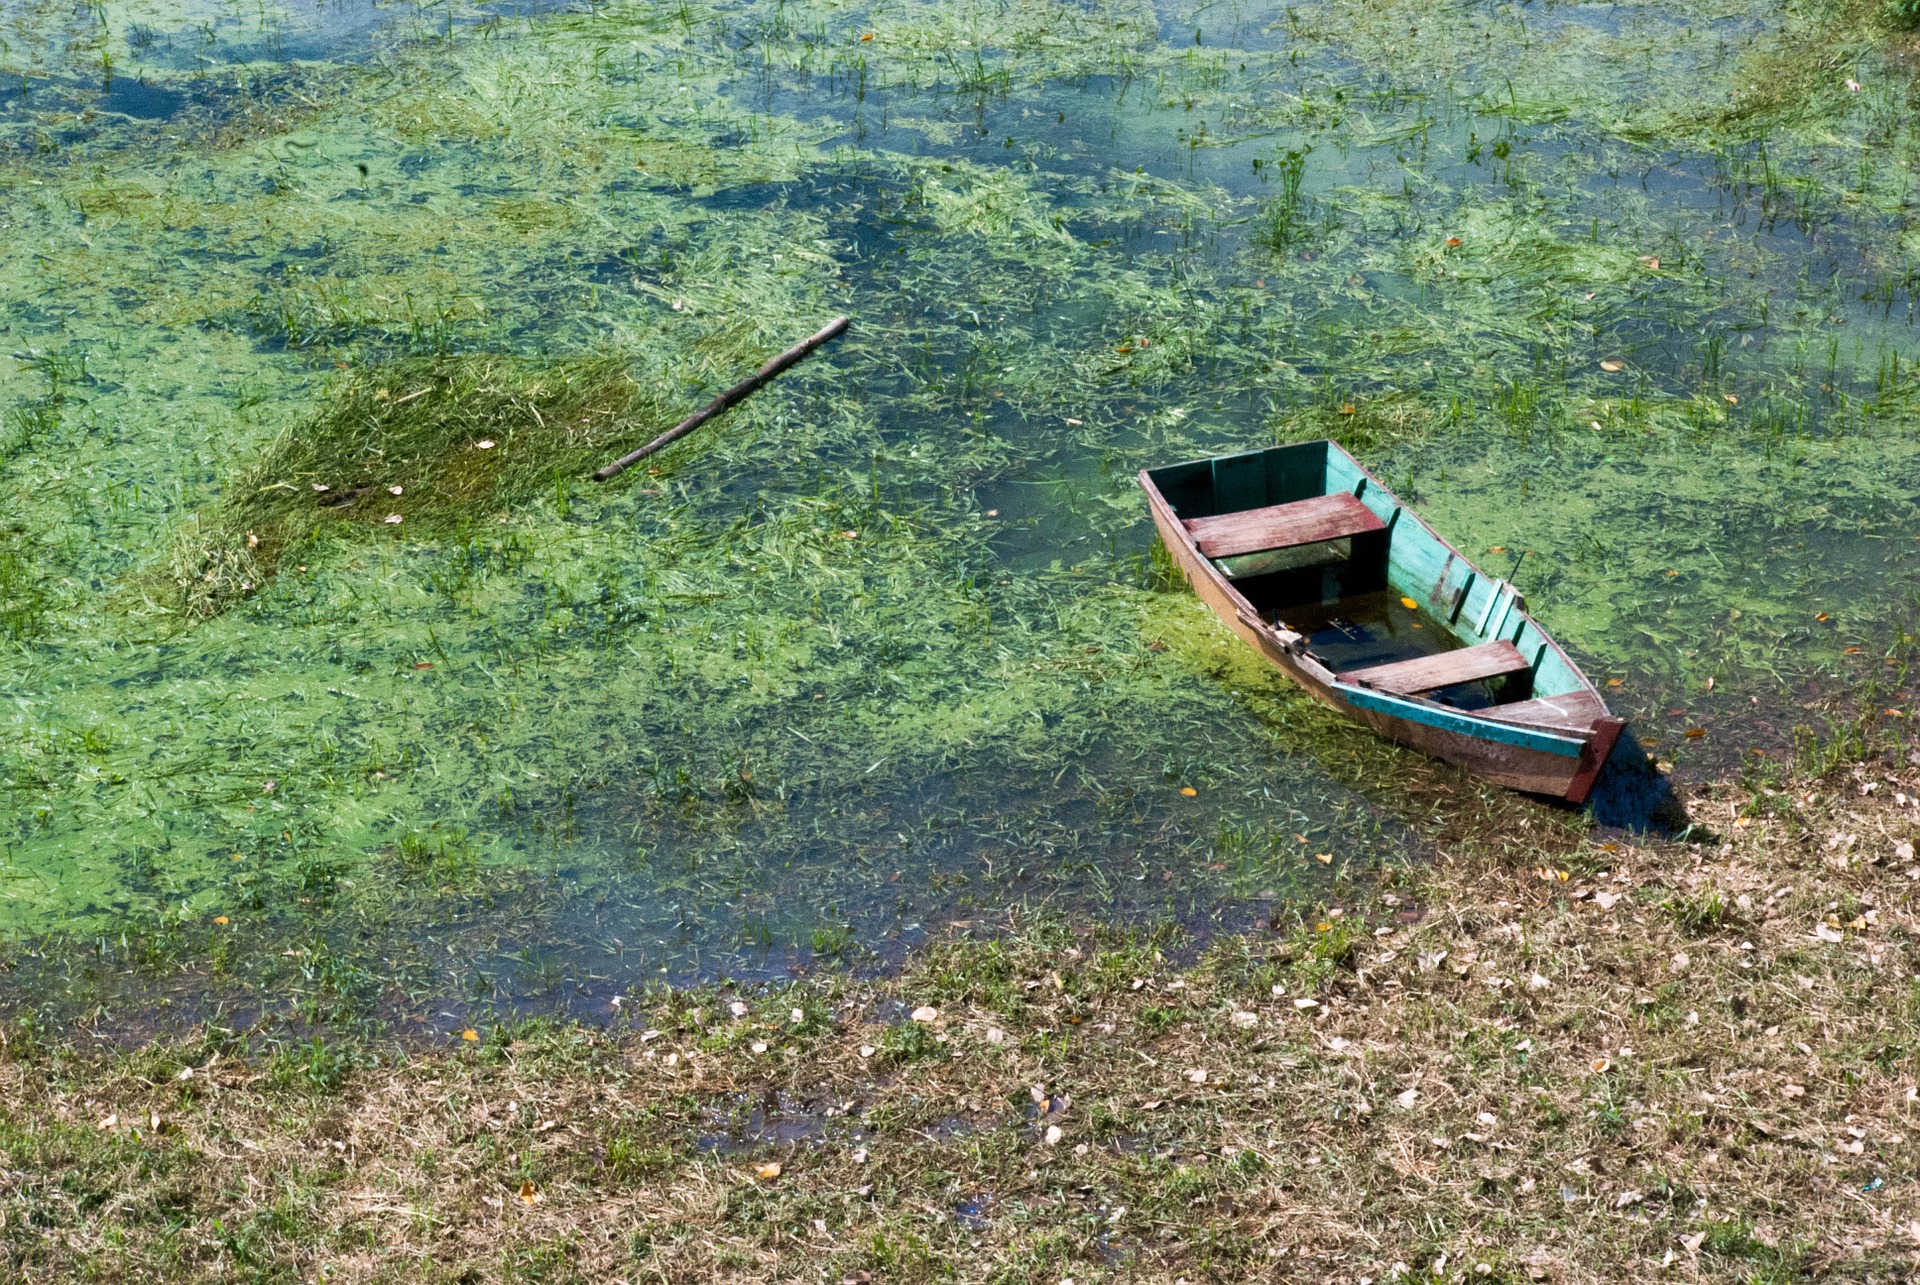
[164,352,655,616]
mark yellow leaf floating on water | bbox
[1179,786,1197,796]
[1487,546,1507,554]
[1845,647,1863,655]
[859,31,874,40]
[1606,678,1624,688]
[1339,403,1357,415]
[213,915,229,925]
[1815,611,1830,621]
[1684,728,1705,738]
[461,1028,479,1042]
[1315,853,1332,864]
[518,1180,538,1204]
[1399,596,1419,611]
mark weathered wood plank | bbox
[1337,641,1530,696]
[1477,692,1611,733]
[1563,716,1627,803]
[1182,492,1385,560]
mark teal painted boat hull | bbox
[1141,440,1624,803]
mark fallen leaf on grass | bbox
[384,514,403,525]
[1185,1068,1208,1085]
[1591,1057,1611,1074]
[518,1180,539,1205]
[1396,1088,1420,1109]
[1044,1125,1064,1146]
[755,1163,782,1181]
[910,1005,939,1022]
[461,1029,479,1042]
[1599,360,1624,372]
[1814,924,1844,943]
[1230,1010,1259,1029]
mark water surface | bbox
[1,0,1915,1029]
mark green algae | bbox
[1,0,1918,1019]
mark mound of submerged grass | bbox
[164,352,656,617]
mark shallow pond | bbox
[1,0,1915,1029]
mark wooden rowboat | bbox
[1140,439,1625,803]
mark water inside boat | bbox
[1269,591,1510,712]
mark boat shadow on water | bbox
[1583,725,1692,835]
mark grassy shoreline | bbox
[4,738,1917,1284]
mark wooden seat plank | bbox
[1183,492,1385,561]
[1338,640,1530,696]
[1477,691,1610,734]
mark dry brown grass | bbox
[2,751,1918,1283]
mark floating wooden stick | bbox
[592,315,850,482]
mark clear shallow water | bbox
[0,0,1915,1028]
